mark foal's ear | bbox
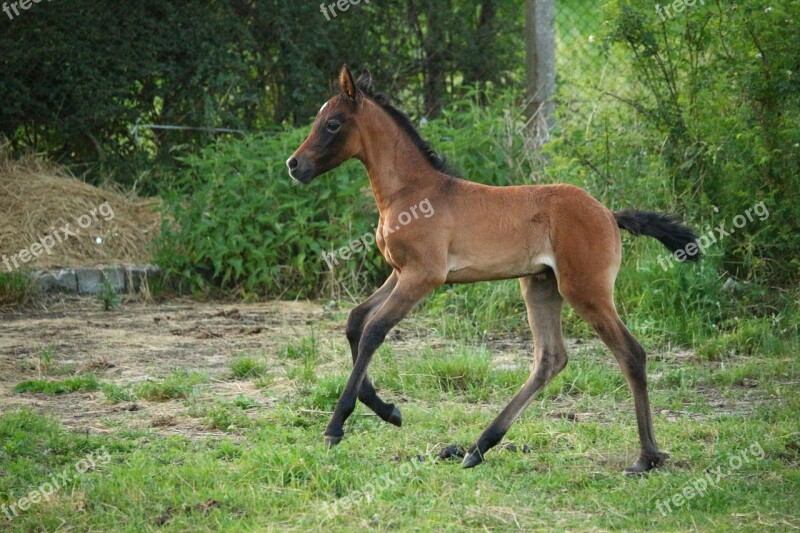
[355,69,373,93]
[339,65,360,102]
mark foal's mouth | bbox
[286,156,316,184]
[289,171,314,185]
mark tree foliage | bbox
[602,0,800,282]
[0,0,522,190]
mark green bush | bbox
[156,130,388,299]
[599,0,800,283]
[155,88,544,301]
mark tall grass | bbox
[0,271,38,308]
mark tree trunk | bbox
[463,0,498,90]
[525,0,556,146]
[421,0,448,118]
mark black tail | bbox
[614,210,701,262]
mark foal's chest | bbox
[375,225,397,269]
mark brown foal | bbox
[287,66,700,473]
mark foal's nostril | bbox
[287,157,299,171]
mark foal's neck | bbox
[356,101,445,213]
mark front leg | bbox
[346,271,401,426]
[325,271,441,446]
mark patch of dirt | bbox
[0,296,331,437]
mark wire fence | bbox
[554,2,632,128]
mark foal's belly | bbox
[445,252,556,283]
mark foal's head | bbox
[287,65,447,184]
[286,66,371,184]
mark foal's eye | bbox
[326,121,342,133]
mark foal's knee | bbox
[617,331,648,379]
[359,318,392,350]
[533,346,568,380]
[345,306,368,344]
[552,348,568,375]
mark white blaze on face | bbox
[319,101,329,116]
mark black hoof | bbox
[324,434,343,448]
[624,451,669,475]
[461,451,484,469]
[386,405,403,427]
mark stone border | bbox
[29,265,160,295]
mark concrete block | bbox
[75,268,104,294]
[33,269,78,293]
[123,264,161,292]
[102,266,126,292]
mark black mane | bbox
[356,80,451,174]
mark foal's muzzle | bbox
[286,154,316,184]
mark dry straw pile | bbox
[0,149,160,269]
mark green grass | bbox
[281,333,320,360]
[306,376,347,410]
[229,356,269,379]
[1,366,798,531]
[193,395,260,431]
[204,405,253,432]
[2,309,798,531]
[134,370,208,401]
[375,346,521,403]
[34,346,56,372]
[13,375,100,394]
[101,383,138,403]
[0,271,37,308]
[286,358,318,386]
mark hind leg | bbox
[561,279,667,473]
[462,270,568,468]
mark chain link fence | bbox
[554,2,632,129]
